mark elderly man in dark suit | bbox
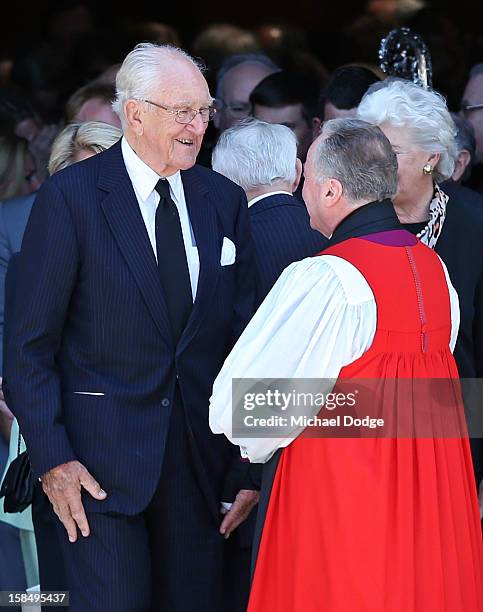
[213,118,327,304]
[5,43,258,611]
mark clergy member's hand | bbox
[41,460,107,542]
[219,489,260,539]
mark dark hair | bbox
[324,66,380,111]
[249,70,320,126]
[65,81,116,123]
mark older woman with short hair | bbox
[358,78,483,494]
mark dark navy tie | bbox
[155,179,192,342]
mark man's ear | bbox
[124,100,144,135]
[452,150,471,182]
[325,178,343,205]
[292,158,303,193]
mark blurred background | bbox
[1,0,482,119]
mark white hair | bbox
[212,118,297,190]
[357,79,457,182]
[112,43,204,130]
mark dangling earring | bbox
[423,163,433,175]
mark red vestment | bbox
[248,237,483,612]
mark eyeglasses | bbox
[214,99,252,119]
[142,99,216,124]
[462,103,483,113]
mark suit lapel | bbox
[98,142,173,344]
[178,167,220,353]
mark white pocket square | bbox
[220,237,236,266]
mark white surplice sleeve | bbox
[209,255,377,463]
[437,255,460,353]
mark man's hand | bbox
[219,489,260,539]
[41,460,107,542]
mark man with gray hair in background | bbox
[213,54,279,134]
[213,118,327,302]
[461,63,483,193]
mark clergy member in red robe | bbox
[210,118,483,611]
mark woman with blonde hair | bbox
[48,121,121,175]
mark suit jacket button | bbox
[161,398,170,407]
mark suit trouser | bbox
[33,398,226,612]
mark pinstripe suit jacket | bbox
[4,141,256,517]
[249,193,328,303]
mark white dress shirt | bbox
[121,137,199,300]
[209,254,460,463]
[247,190,293,209]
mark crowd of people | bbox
[0,2,482,611]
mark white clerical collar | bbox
[247,191,293,208]
[121,137,183,202]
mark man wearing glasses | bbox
[461,63,483,192]
[213,53,279,134]
[6,43,258,611]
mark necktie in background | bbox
[155,179,192,342]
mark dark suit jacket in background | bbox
[0,193,36,373]
[440,181,483,486]
[249,193,328,304]
[5,141,256,520]
[440,181,483,380]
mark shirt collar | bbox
[121,137,183,202]
[247,191,293,208]
[329,199,402,247]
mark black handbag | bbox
[0,431,34,513]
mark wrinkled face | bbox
[379,123,432,209]
[462,74,483,163]
[74,98,121,128]
[216,63,276,132]
[128,60,212,176]
[254,103,312,161]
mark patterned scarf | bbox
[415,183,448,250]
